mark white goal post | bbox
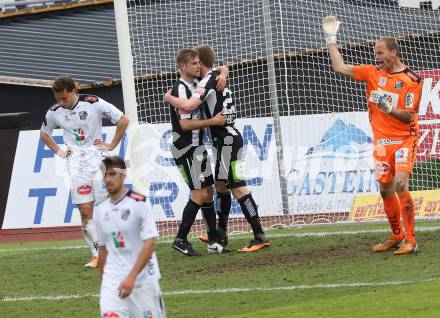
[114,0,440,241]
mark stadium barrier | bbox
[0,112,32,228]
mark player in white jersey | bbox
[40,76,129,267]
[95,156,165,318]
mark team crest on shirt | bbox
[103,112,112,120]
[378,77,387,87]
[394,81,404,90]
[79,111,88,120]
[120,208,130,221]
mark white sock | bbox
[81,219,99,257]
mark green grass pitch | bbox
[1,221,439,317]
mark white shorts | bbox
[67,151,107,205]
[100,281,166,318]
[70,175,107,205]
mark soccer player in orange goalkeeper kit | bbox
[322,16,423,255]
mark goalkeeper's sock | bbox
[216,191,231,232]
[201,202,218,243]
[383,193,404,241]
[398,192,416,244]
[238,193,264,237]
[81,219,99,257]
[176,200,201,241]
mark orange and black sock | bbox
[398,192,416,244]
[383,193,404,241]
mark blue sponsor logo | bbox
[305,119,372,159]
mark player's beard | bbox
[106,182,122,196]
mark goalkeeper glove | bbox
[322,16,341,44]
[369,90,393,114]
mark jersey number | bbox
[222,88,236,124]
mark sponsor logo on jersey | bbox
[377,139,403,145]
[77,185,92,195]
[143,310,153,318]
[395,81,404,90]
[405,93,414,108]
[374,161,390,176]
[112,231,126,248]
[103,312,121,318]
[121,208,130,221]
[378,77,387,87]
[73,128,86,143]
[395,147,409,163]
[79,111,88,120]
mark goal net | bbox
[114,0,440,241]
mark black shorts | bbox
[213,134,247,189]
[172,145,214,190]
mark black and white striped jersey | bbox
[169,78,203,150]
[195,70,239,141]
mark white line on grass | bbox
[1,278,438,302]
[1,226,439,252]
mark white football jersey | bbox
[41,94,123,149]
[95,190,161,287]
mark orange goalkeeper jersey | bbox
[353,65,422,139]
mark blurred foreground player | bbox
[95,156,165,318]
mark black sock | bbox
[238,193,264,237]
[202,202,217,242]
[216,191,231,231]
[176,200,201,240]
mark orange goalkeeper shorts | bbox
[373,136,418,184]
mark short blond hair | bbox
[176,48,199,67]
[378,37,399,55]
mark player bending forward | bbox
[323,16,422,254]
[95,156,165,318]
[40,76,129,267]
[165,45,271,252]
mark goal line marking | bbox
[1,278,438,302]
